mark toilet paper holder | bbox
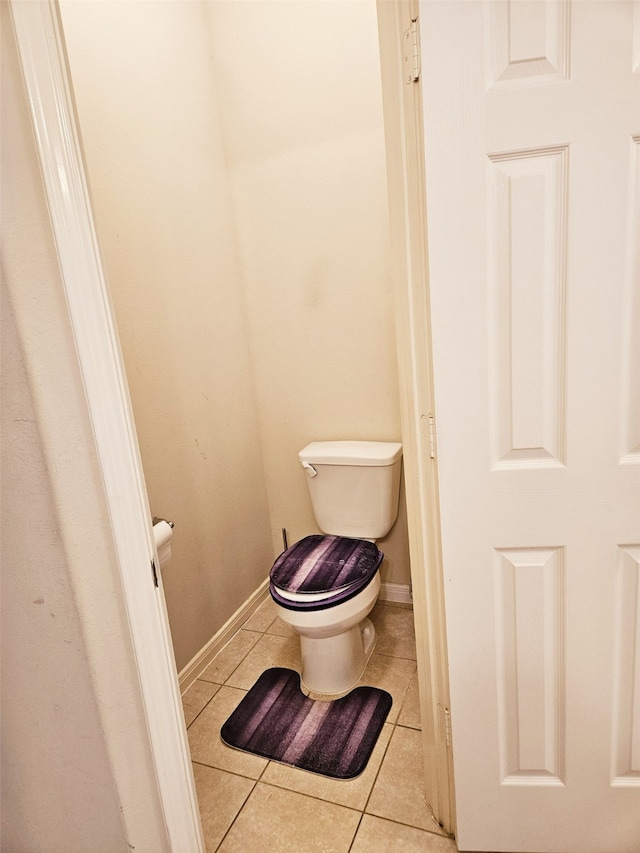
[152,517,175,580]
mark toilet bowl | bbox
[269,441,402,696]
[270,534,383,695]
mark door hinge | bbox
[151,559,159,588]
[428,413,437,459]
[444,707,452,748]
[403,17,421,83]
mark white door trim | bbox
[9,2,204,849]
[376,0,455,834]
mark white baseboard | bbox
[379,582,412,605]
[178,578,270,693]
[178,578,412,693]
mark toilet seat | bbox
[269,535,383,612]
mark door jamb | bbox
[376,0,456,834]
[9,2,205,849]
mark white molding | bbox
[179,580,270,693]
[9,3,204,850]
[379,582,413,605]
[179,579,413,693]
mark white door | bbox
[420,1,640,850]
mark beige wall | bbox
[0,8,169,848]
[59,0,411,671]
[60,0,275,672]
[206,1,410,578]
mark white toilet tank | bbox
[298,441,403,540]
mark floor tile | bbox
[260,722,393,811]
[217,782,361,853]
[366,725,444,834]
[351,814,457,853]
[264,614,297,638]
[370,603,417,660]
[199,630,262,685]
[185,599,447,852]
[242,594,297,637]
[188,685,268,779]
[192,763,254,852]
[182,679,220,728]
[398,672,421,730]
[241,597,279,633]
[359,653,416,724]
[224,633,300,690]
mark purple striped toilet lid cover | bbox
[269,535,383,595]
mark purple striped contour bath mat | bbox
[220,667,392,780]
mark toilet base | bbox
[299,618,376,696]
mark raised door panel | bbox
[488,147,568,469]
[494,547,564,783]
[487,0,570,88]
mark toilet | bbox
[269,440,403,696]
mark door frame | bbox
[377,0,455,834]
[11,0,454,843]
[9,2,205,849]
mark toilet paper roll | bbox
[153,519,173,568]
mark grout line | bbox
[351,809,455,842]
[213,774,371,853]
[207,736,444,847]
[221,630,301,689]
[347,811,365,852]
[250,778,364,817]
[196,628,264,687]
[191,758,263,784]
[183,681,222,730]
[361,719,396,817]
[371,650,418,662]
[214,777,259,852]
[187,702,418,814]
[256,758,270,783]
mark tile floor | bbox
[182,597,459,852]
